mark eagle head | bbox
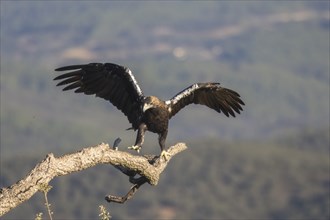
[142,96,165,112]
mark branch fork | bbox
[0,142,187,216]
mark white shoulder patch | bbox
[126,68,143,97]
[166,83,199,106]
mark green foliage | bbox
[98,205,111,220]
[34,212,43,220]
[38,183,53,220]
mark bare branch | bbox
[105,176,147,204]
[0,142,187,216]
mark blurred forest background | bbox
[1,1,329,219]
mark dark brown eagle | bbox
[54,63,244,160]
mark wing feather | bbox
[166,82,244,118]
[56,76,80,86]
[74,87,85,93]
[54,63,145,128]
[63,81,82,91]
[53,70,81,80]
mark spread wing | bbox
[165,82,244,118]
[54,63,145,129]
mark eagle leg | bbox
[159,130,170,161]
[129,123,147,153]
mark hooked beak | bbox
[143,103,153,112]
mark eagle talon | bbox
[128,145,141,153]
[160,150,171,161]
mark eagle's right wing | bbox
[54,63,144,129]
[165,83,244,118]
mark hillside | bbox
[1,1,329,153]
[1,136,329,219]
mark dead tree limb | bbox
[0,142,187,216]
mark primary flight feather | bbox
[54,62,245,160]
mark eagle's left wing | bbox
[54,63,144,129]
[165,83,244,118]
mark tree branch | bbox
[0,142,187,216]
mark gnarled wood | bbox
[0,142,187,216]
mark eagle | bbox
[54,63,244,160]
